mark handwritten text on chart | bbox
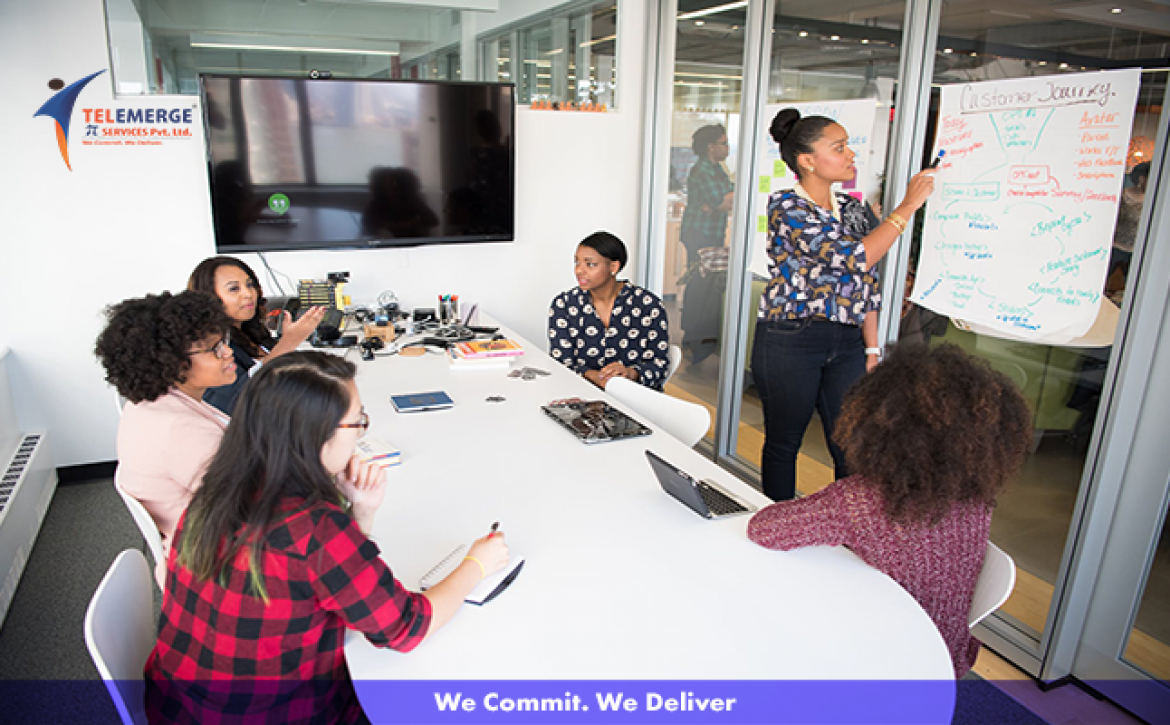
[960,79,1115,113]
[942,183,999,201]
[1031,213,1092,238]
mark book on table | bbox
[354,438,402,467]
[455,339,524,359]
[446,348,512,369]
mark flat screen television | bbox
[200,74,515,252]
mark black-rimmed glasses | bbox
[188,332,231,358]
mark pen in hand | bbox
[928,149,946,169]
[488,521,499,539]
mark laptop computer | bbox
[540,400,652,444]
[645,450,758,519]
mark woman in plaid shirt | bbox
[145,352,509,724]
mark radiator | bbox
[0,431,56,629]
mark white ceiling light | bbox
[191,41,398,56]
[678,1,748,21]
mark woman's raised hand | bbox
[338,455,387,512]
[901,169,937,213]
[281,306,327,346]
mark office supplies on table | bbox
[390,391,455,413]
[354,438,401,467]
[447,349,511,370]
[420,544,525,605]
[456,339,524,359]
[541,401,652,444]
[645,450,756,519]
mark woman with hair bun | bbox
[752,108,936,502]
[748,344,1031,677]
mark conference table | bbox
[342,319,956,723]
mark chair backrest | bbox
[667,345,683,382]
[607,377,710,447]
[84,549,154,725]
[969,541,1016,629]
[114,468,166,569]
[113,388,128,418]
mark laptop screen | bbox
[645,450,711,516]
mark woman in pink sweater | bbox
[95,291,237,577]
[747,343,1030,677]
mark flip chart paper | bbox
[913,69,1140,341]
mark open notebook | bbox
[419,545,525,605]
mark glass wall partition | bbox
[727,2,907,494]
[892,2,1168,682]
[655,1,753,446]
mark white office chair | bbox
[666,344,683,382]
[114,467,166,571]
[968,541,1017,628]
[113,388,128,418]
[607,377,710,447]
[85,549,154,725]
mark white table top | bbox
[343,322,956,688]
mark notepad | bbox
[419,545,525,606]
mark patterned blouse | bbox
[758,188,881,326]
[548,283,671,391]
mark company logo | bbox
[33,70,106,171]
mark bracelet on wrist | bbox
[463,555,487,579]
[865,347,883,357]
[884,213,907,233]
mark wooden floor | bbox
[662,379,1162,722]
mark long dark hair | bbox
[769,109,837,180]
[188,256,272,358]
[177,351,356,600]
[834,343,1031,524]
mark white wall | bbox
[0,0,649,466]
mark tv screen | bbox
[200,75,515,252]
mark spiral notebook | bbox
[419,545,525,605]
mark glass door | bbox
[892,0,1170,700]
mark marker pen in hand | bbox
[488,521,499,539]
[928,149,946,169]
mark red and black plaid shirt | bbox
[145,498,432,724]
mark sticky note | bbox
[774,159,787,176]
[757,215,768,233]
[759,175,771,193]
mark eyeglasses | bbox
[338,409,370,433]
[188,333,231,358]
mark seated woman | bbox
[146,352,510,723]
[94,291,236,579]
[548,231,671,390]
[188,256,325,415]
[746,344,1030,678]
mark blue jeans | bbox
[751,318,865,502]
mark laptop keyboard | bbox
[697,481,749,516]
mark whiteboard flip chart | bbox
[912,69,1140,342]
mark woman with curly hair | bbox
[188,256,325,415]
[746,343,1031,677]
[95,291,236,575]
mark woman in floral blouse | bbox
[753,108,936,502]
[548,231,671,391]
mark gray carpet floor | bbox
[0,478,156,724]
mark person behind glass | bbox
[747,344,1031,678]
[752,109,936,502]
[145,352,510,724]
[188,256,325,415]
[680,124,734,364]
[548,231,671,390]
[94,291,235,585]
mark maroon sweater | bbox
[747,476,990,677]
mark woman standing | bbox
[679,125,734,363]
[753,109,936,501]
[146,352,509,723]
[748,344,1031,677]
[548,232,671,390]
[188,256,325,415]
